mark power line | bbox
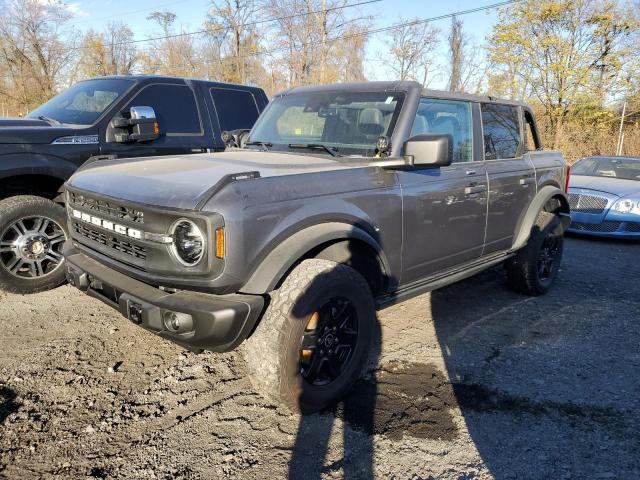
[0,0,519,82]
[66,0,383,52]
[66,0,206,26]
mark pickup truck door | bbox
[100,82,210,159]
[397,98,488,285]
[481,103,536,254]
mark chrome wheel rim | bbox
[0,216,66,279]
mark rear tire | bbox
[243,259,376,413]
[0,195,68,294]
[506,212,564,296]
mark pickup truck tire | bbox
[244,259,376,413]
[506,212,564,296]
[0,196,68,294]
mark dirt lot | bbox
[0,235,639,479]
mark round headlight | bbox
[615,199,635,213]
[171,219,205,266]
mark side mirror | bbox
[403,134,453,167]
[111,106,160,143]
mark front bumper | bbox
[63,243,265,353]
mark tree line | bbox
[0,0,638,160]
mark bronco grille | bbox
[73,222,147,260]
[568,193,608,214]
[571,221,621,233]
[69,191,144,224]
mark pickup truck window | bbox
[125,84,202,135]
[481,103,522,160]
[210,88,260,132]
[249,91,405,157]
[28,79,133,126]
[411,98,473,163]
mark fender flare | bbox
[241,222,390,294]
[511,185,571,251]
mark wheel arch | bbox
[511,185,571,252]
[240,222,392,296]
[0,173,67,201]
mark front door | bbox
[101,82,208,159]
[397,98,487,285]
[481,103,536,253]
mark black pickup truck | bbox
[0,75,268,294]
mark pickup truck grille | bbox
[568,193,608,214]
[73,222,147,260]
[69,191,144,224]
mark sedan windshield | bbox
[29,79,134,125]
[572,157,640,181]
[248,91,405,157]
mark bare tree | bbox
[382,19,439,87]
[0,0,78,113]
[78,22,137,77]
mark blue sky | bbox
[67,0,502,89]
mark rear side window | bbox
[210,88,260,132]
[126,84,202,135]
[481,103,522,160]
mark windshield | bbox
[572,157,640,182]
[249,91,405,156]
[29,79,134,125]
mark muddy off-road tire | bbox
[0,196,68,294]
[244,259,376,413]
[506,212,564,296]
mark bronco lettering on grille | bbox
[72,210,142,239]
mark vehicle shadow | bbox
[0,385,18,425]
[430,237,640,477]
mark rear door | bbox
[102,82,209,158]
[482,103,536,254]
[397,97,488,285]
[209,86,262,140]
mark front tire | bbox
[0,195,68,294]
[244,259,376,413]
[506,212,564,296]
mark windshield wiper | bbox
[288,143,341,157]
[245,140,273,151]
[37,115,62,125]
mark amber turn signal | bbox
[215,227,225,259]
[153,121,159,135]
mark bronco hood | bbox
[0,117,81,144]
[67,150,363,210]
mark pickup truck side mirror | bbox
[111,106,160,143]
[403,134,453,167]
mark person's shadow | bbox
[0,385,18,425]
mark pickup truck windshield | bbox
[572,157,640,181]
[29,79,134,126]
[249,91,405,157]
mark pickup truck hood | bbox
[570,175,640,197]
[67,150,364,210]
[0,118,81,144]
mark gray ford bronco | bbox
[63,81,570,412]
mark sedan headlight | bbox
[170,219,205,266]
[612,198,640,215]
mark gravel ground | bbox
[0,235,638,479]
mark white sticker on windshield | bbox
[385,96,394,104]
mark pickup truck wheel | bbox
[244,259,376,413]
[0,196,68,294]
[506,213,564,296]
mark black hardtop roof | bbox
[278,80,529,108]
[78,75,265,92]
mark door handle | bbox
[465,185,487,195]
[519,177,535,186]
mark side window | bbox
[210,88,260,132]
[410,98,473,163]
[126,84,202,135]
[481,103,522,160]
